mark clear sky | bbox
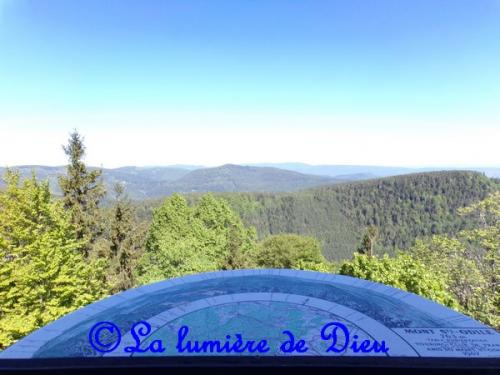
[1,0,499,167]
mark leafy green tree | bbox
[136,194,256,284]
[0,171,107,349]
[340,252,459,309]
[410,191,500,328]
[58,131,105,256]
[458,191,499,291]
[293,259,337,273]
[255,234,329,269]
[410,237,493,324]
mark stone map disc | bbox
[1,269,499,358]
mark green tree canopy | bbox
[0,171,107,349]
[136,194,256,284]
[339,252,459,309]
[410,191,500,328]
[255,234,329,270]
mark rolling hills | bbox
[0,164,345,199]
[0,165,193,199]
[2,164,498,200]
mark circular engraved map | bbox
[1,269,499,358]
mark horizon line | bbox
[2,163,500,170]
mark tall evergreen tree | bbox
[110,183,133,257]
[107,183,146,293]
[58,131,105,256]
[357,226,378,256]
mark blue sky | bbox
[0,0,499,167]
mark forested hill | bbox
[215,171,499,261]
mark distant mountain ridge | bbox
[161,164,341,194]
[1,163,498,199]
[0,165,194,199]
[248,163,500,178]
[0,164,345,199]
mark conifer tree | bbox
[357,225,378,257]
[110,183,133,257]
[107,183,145,292]
[58,131,105,256]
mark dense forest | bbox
[0,131,498,349]
[211,171,498,260]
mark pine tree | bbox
[357,225,378,257]
[110,183,133,257]
[107,183,145,293]
[58,131,105,256]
